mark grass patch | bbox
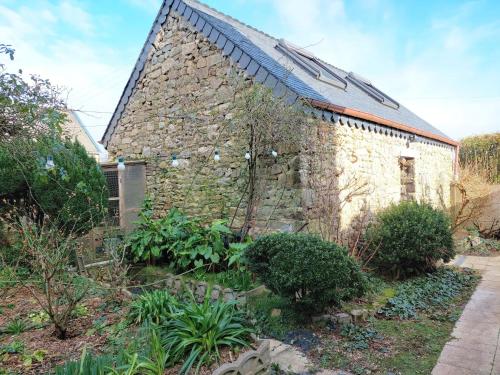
[246,294,305,340]
[373,318,453,374]
[309,267,480,375]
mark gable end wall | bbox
[107,7,455,235]
[107,11,304,233]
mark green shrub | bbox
[0,139,108,235]
[366,201,455,279]
[169,218,233,272]
[128,290,178,325]
[246,233,367,314]
[162,295,252,374]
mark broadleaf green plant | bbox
[127,201,242,272]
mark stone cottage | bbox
[101,0,458,235]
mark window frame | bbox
[347,72,400,109]
[276,40,348,90]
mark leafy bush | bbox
[1,138,108,235]
[128,290,178,325]
[379,268,479,319]
[162,295,252,374]
[128,200,240,271]
[169,218,233,272]
[246,233,367,314]
[366,201,455,279]
[127,198,176,263]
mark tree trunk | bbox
[54,324,67,340]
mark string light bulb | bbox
[214,150,220,162]
[45,155,55,170]
[117,156,126,171]
[244,151,251,160]
[171,154,179,167]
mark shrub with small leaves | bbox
[246,233,367,314]
[366,201,455,279]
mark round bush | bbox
[366,201,455,279]
[246,233,367,313]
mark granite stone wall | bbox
[107,11,304,234]
[303,120,455,232]
[107,10,456,235]
[155,272,246,304]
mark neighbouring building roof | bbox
[102,0,457,148]
[63,110,101,161]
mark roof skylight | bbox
[347,72,400,109]
[276,39,347,90]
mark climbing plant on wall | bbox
[229,81,307,236]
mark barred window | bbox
[104,169,120,226]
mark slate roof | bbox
[102,0,456,148]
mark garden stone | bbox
[268,339,313,373]
[244,285,269,298]
[333,312,352,325]
[350,309,369,323]
[211,285,221,301]
[236,293,247,305]
[223,288,236,302]
[195,282,208,303]
[164,275,174,290]
[173,277,183,294]
[271,308,282,317]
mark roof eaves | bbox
[308,99,458,147]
